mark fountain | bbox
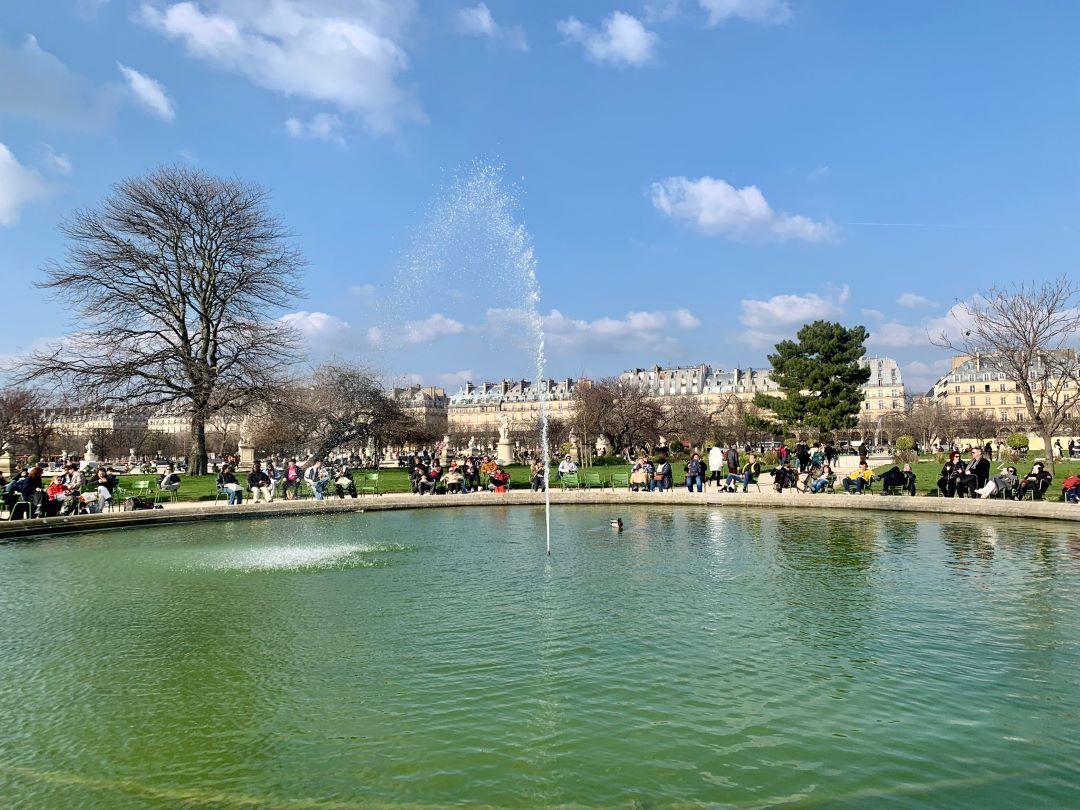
[382,164,553,553]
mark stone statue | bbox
[498,415,510,443]
[85,439,94,454]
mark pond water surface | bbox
[1,506,1078,807]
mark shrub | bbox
[895,435,915,452]
[1006,433,1029,451]
[893,435,917,465]
[763,450,778,466]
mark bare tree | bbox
[573,378,664,455]
[960,410,1001,449]
[666,396,712,451]
[14,166,305,475]
[0,388,36,450]
[934,277,1080,474]
[903,397,956,450]
[19,404,57,460]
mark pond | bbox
[1,506,1078,807]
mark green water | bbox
[1,506,1078,808]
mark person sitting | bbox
[247,462,273,503]
[217,464,243,505]
[727,455,761,492]
[955,447,990,498]
[264,461,279,500]
[91,467,117,513]
[630,458,651,491]
[305,461,330,500]
[282,459,302,500]
[463,458,480,493]
[416,464,440,495]
[529,460,546,492]
[410,461,428,494]
[652,457,672,492]
[808,464,836,494]
[158,465,182,497]
[976,466,1019,499]
[937,451,963,497]
[489,467,511,492]
[442,465,467,495]
[1062,473,1080,503]
[842,462,874,494]
[1016,463,1052,500]
[45,476,67,517]
[557,454,577,481]
[334,465,357,498]
[684,453,704,493]
[480,455,499,479]
[879,464,917,496]
[771,460,798,493]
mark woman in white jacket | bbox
[707,446,724,490]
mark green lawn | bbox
[114,464,645,502]
[113,458,1080,502]
[871,458,1080,501]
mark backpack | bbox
[287,465,299,481]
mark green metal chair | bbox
[559,473,580,490]
[583,471,604,489]
[358,472,380,496]
[610,472,630,490]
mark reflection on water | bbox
[0,506,1078,808]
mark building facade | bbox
[929,352,1080,424]
[391,386,449,434]
[44,408,149,433]
[447,378,583,439]
[859,356,905,414]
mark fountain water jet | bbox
[384,164,553,554]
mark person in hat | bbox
[557,454,577,481]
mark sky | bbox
[2,0,1079,395]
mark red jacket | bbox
[1062,474,1080,490]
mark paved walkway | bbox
[1,485,1077,540]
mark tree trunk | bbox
[1040,427,1056,477]
[190,416,208,476]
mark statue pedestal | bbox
[440,434,451,467]
[237,441,255,472]
[496,439,513,467]
[0,449,13,479]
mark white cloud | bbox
[348,283,376,297]
[806,165,830,181]
[117,63,176,121]
[437,369,475,390]
[39,143,72,175]
[860,308,884,321]
[455,3,528,50]
[279,310,352,346]
[285,112,345,145]
[140,0,423,135]
[867,321,929,348]
[644,0,682,23]
[0,34,120,128]
[487,307,696,355]
[901,358,952,394]
[897,291,938,309]
[697,0,792,25]
[403,313,465,345]
[674,308,701,329]
[0,143,52,226]
[650,175,834,242]
[557,11,658,67]
[736,287,847,348]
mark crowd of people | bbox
[1,463,118,518]
[408,454,514,495]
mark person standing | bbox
[708,445,724,490]
[724,445,739,479]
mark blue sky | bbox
[2,0,1079,394]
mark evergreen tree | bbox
[753,321,871,435]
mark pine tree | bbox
[753,321,871,435]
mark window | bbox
[970,396,976,405]
[999,383,1006,391]
[1001,412,1009,422]
[969,385,976,393]
[1015,396,1023,405]
[1000,397,1007,405]
[955,397,961,406]
[984,396,991,405]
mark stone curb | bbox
[1,488,1077,541]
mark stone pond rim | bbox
[0,490,1077,541]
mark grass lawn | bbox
[114,464,650,502]
[871,457,1080,501]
